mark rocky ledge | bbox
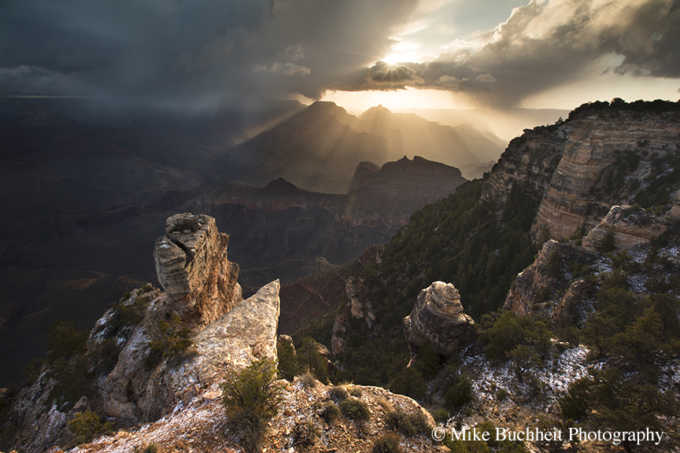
[403,281,475,355]
[582,204,667,251]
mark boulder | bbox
[403,281,475,355]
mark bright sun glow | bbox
[320,87,466,114]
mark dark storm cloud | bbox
[338,0,680,106]
[0,0,417,108]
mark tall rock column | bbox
[153,212,240,325]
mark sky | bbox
[1,0,679,112]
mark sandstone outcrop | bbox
[154,212,241,325]
[582,205,667,251]
[403,281,475,355]
[481,102,680,244]
[530,106,680,241]
[503,240,596,318]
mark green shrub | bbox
[385,409,431,437]
[320,401,340,424]
[559,378,590,421]
[292,421,319,448]
[340,397,370,421]
[68,410,112,445]
[277,337,299,380]
[111,292,151,330]
[495,388,509,402]
[328,385,349,402]
[430,407,449,423]
[135,445,159,453]
[349,386,362,397]
[296,337,330,383]
[372,433,403,453]
[445,375,473,412]
[146,313,192,368]
[596,229,617,253]
[389,367,426,400]
[221,359,283,453]
[480,311,551,363]
[48,321,87,361]
[298,371,317,388]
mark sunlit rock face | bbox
[154,212,240,325]
[403,281,475,355]
[482,103,680,244]
[582,205,667,251]
[530,109,680,241]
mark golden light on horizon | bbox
[320,87,467,114]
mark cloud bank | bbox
[1,0,678,109]
[338,0,680,106]
[0,0,416,108]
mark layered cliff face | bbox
[299,100,680,390]
[403,282,475,356]
[531,105,680,241]
[582,205,667,251]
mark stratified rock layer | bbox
[529,109,680,241]
[404,281,475,355]
[503,240,596,319]
[154,212,240,325]
[582,205,667,251]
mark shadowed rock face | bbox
[582,205,667,251]
[154,213,240,325]
[403,281,475,355]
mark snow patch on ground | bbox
[463,345,593,408]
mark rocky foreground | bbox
[2,213,441,453]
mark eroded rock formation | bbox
[403,281,475,355]
[503,240,597,319]
[582,205,667,251]
[154,213,241,325]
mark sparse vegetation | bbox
[146,313,192,368]
[295,337,330,383]
[444,374,473,412]
[372,432,403,453]
[328,385,349,402]
[221,359,283,453]
[596,229,616,254]
[276,336,299,380]
[298,371,317,388]
[479,311,551,364]
[559,249,680,449]
[46,321,91,405]
[339,397,370,421]
[385,408,431,437]
[67,410,113,445]
[320,401,340,424]
[135,444,159,453]
[292,421,319,448]
[389,367,426,400]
